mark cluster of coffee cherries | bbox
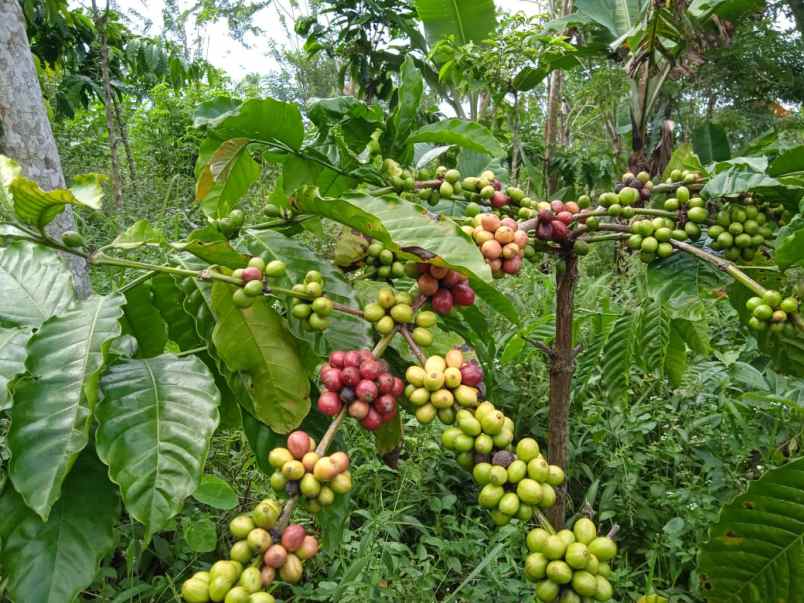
[462,169,510,209]
[363,287,435,346]
[627,217,690,262]
[362,240,406,281]
[525,517,617,603]
[180,498,295,602]
[317,349,404,430]
[231,257,286,309]
[383,158,416,193]
[404,350,484,425]
[462,214,530,276]
[473,432,563,526]
[215,208,246,239]
[414,165,464,206]
[533,200,582,245]
[707,202,776,263]
[745,290,800,334]
[267,431,352,511]
[411,263,476,314]
[289,271,332,331]
[612,170,656,206]
[666,168,701,185]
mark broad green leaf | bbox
[211,282,310,432]
[575,0,644,38]
[512,66,550,92]
[8,294,124,519]
[639,299,670,374]
[318,487,352,550]
[672,318,711,356]
[414,0,496,45]
[0,241,74,327]
[202,97,304,151]
[68,173,106,209]
[192,475,238,510]
[415,144,453,169]
[242,229,372,353]
[600,313,636,402]
[307,97,385,133]
[150,274,206,351]
[10,175,102,229]
[172,225,249,269]
[375,412,402,455]
[693,122,730,164]
[122,282,168,358]
[109,219,168,250]
[406,119,504,157]
[196,138,260,217]
[391,56,424,149]
[97,354,220,539]
[193,96,242,128]
[0,452,118,603]
[0,327,31,409]
[183,517,218,553]
[660,143,703,181]
[688,0,764,20]
[768,144,804,176]
[575,313,617,399]
[775,213,804,269]
[646,250,726,322]
[664,325,687,387]
[698,457,804,602]
[702,167,793,200]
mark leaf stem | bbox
[91,253,243,285]
[114,270,157,294]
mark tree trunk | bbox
[547,250,579,528]
[0,0,92,298]
[112,95,137,191]
[92,0,124,210]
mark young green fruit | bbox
[535,579,560,603]
[498,492,520,516]
[571,571,598,597]
[233,289,255,308]
[542,534,567,560]
[566,542,591,569]
[524,552,548,581]
[181,578,210,603]
[238,567,263,593]
[230,515,256,539]
[208,575,233,602]
[588,536,617,562]
[516,478,543,505]
[594,576,614,601]
[546,560,573,584]
[224,586,250,603]
[573,517,597,545]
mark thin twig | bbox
[399,325,427,365]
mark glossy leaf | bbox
[150,273,206,351]
[8,294,124,519]
[768,144,804,176]
[698,457,804,602]
[512,66,550,91]
[109,220,168,250]
[0,327,31,409]
[122,281,168,358]
[647,251,726,322]
[414,0,496,45]
[193,96,242,127]
[242,229,372,353]
[192,474,238,510]
[702,167,790,200]
[664,325,688,387]
[0,241,74,328]
[201,97,304,151]
[196,138,260,217]
[391,56,424,149]
[211,282,310,433]
[693,122,731,164]
[775,213,804,269]
[406,119,504,157]
[0,452,118,603]
[97,354,220,539]
[575,0,644,39]
[172,225,249,269]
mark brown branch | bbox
[523,336,555,360]
[399,325,427,365]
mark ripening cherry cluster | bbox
[180,498,317,603]
[745,289,800,335]
[289,270,333,331]
[461,214,530,276]
[267,431,352,511]
[404,350,484,425]
[525,518,617,603]
[231,257,286,309]
[317,349,404,430]
[533,200,582,245]
[412,263,476,314]
[362,240,406,281]
[363,287,436,346]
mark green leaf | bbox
[660,143,703,181]
[639,299,670,374]
[414,0,496,45]
[646,250,726,321]
[150,274,206,351]
[211,282,310,433]
[109,220,168,250]
[391,56,424,149]
[123,282,168,358]
[183,517,218,553]
[318,488,352,550]
[693,122,731,164]
[575,0,644,38]
[242,229,372,353]
[672,318,711,356]
[574,312,617,398]
[768,144,804,176]
[374,412,402,455]
[697,457,804,602]
[196,138,260,218]
[775,213,804,269]
[97,354,220,539]
[600,313,636,402]
[0,327,31,409]
[193,96,242,128]
[68,173,106,209]
[0,452,118,603]
[192,474,238,510]
[202,97,304,151]
[664,325,688,387]
[406,119,504,157]
[512,66,550,92]
[0,241,74,327]
[172,225,249,269]
[702,167,790,199]
[8,294,124,519]
[10,174,102,229]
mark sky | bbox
[92,0,547,80]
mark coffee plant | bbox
[0,56,802,603]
